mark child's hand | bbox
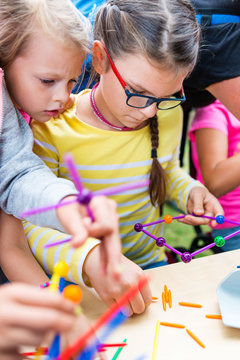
[178,186,224,227]
[83,246,152,316]
[0,284,76,352]
[57,195,122,279]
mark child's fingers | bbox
[190,190,205,216]
[57,200,89,246]
[104,232,122,280]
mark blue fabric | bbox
[72,0,104,22]
[72,1,106,92]
[212,226,240,252]
[196,14,240,25]
[141,259,168,270]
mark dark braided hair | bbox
[149,115,166,207]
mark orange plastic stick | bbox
[160,322,185,329]
[205,314,222,320]
[186,329,205,348]
[179,302,202,308]
[168,289,172,308]
[152,296,159,301]
[162,292,166,311]
[164,285,168,302]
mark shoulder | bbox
[156,105,183,133]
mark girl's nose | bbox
[52,85,71,106]
[140,103,157,118]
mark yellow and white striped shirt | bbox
[25,91,200,286]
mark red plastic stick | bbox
[56,276,149,360]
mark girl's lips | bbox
[45,110,60,117]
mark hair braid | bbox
[149,115,166,208]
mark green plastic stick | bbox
[111,338,127,360]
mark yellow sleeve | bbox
[23,221,100,286]
[26,119,100,287]
[31,120,59,176]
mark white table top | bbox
[80,249,240,360]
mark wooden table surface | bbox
[80,249,240,360]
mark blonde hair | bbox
[0,0,91,68]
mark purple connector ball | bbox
[216,215,225,225]
[77,188,92,205]
[134,223,143,232]
[181,252,192,263]
[156,237,166,247]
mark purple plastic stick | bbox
[20,197,77,218]
[224,229,240,240]
[199,215,216,221]
[94,179,150,197]
[64,153,95,222]
[21,180,150,219]
[64,153,83,193]
[142,219,165,227]
[172,215,186,220]
[191,242,216,256]
[141,228,158,240]
[223,219,240,227]
[141,215,186,228]
[141,229,183,256]
[164,243,183,256]
[44,238,72,248]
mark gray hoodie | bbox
[0,69,77,230]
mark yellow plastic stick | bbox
[152,320,160,360]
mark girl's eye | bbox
[129,86,144,95]
[40,79,54,85]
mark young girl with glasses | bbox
[26,0,223,316]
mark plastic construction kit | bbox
[20,153,149,248]
[134,214,240,263]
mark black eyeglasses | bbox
[103,45,186,110]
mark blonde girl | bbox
[0,0,121,287]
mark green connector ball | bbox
[214,236,225,247]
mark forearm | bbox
[0,212,48,285]
[0,244,49,285]
[200,154,240,198]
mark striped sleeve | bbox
[28,121,101,287]
[23,221,100,286]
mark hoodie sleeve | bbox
[0,75,77,230]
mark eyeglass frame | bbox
[102,44,186,110]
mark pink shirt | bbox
[189,100,240,229]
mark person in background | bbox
[189,99,240,251]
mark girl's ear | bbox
[91,40,108,74]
